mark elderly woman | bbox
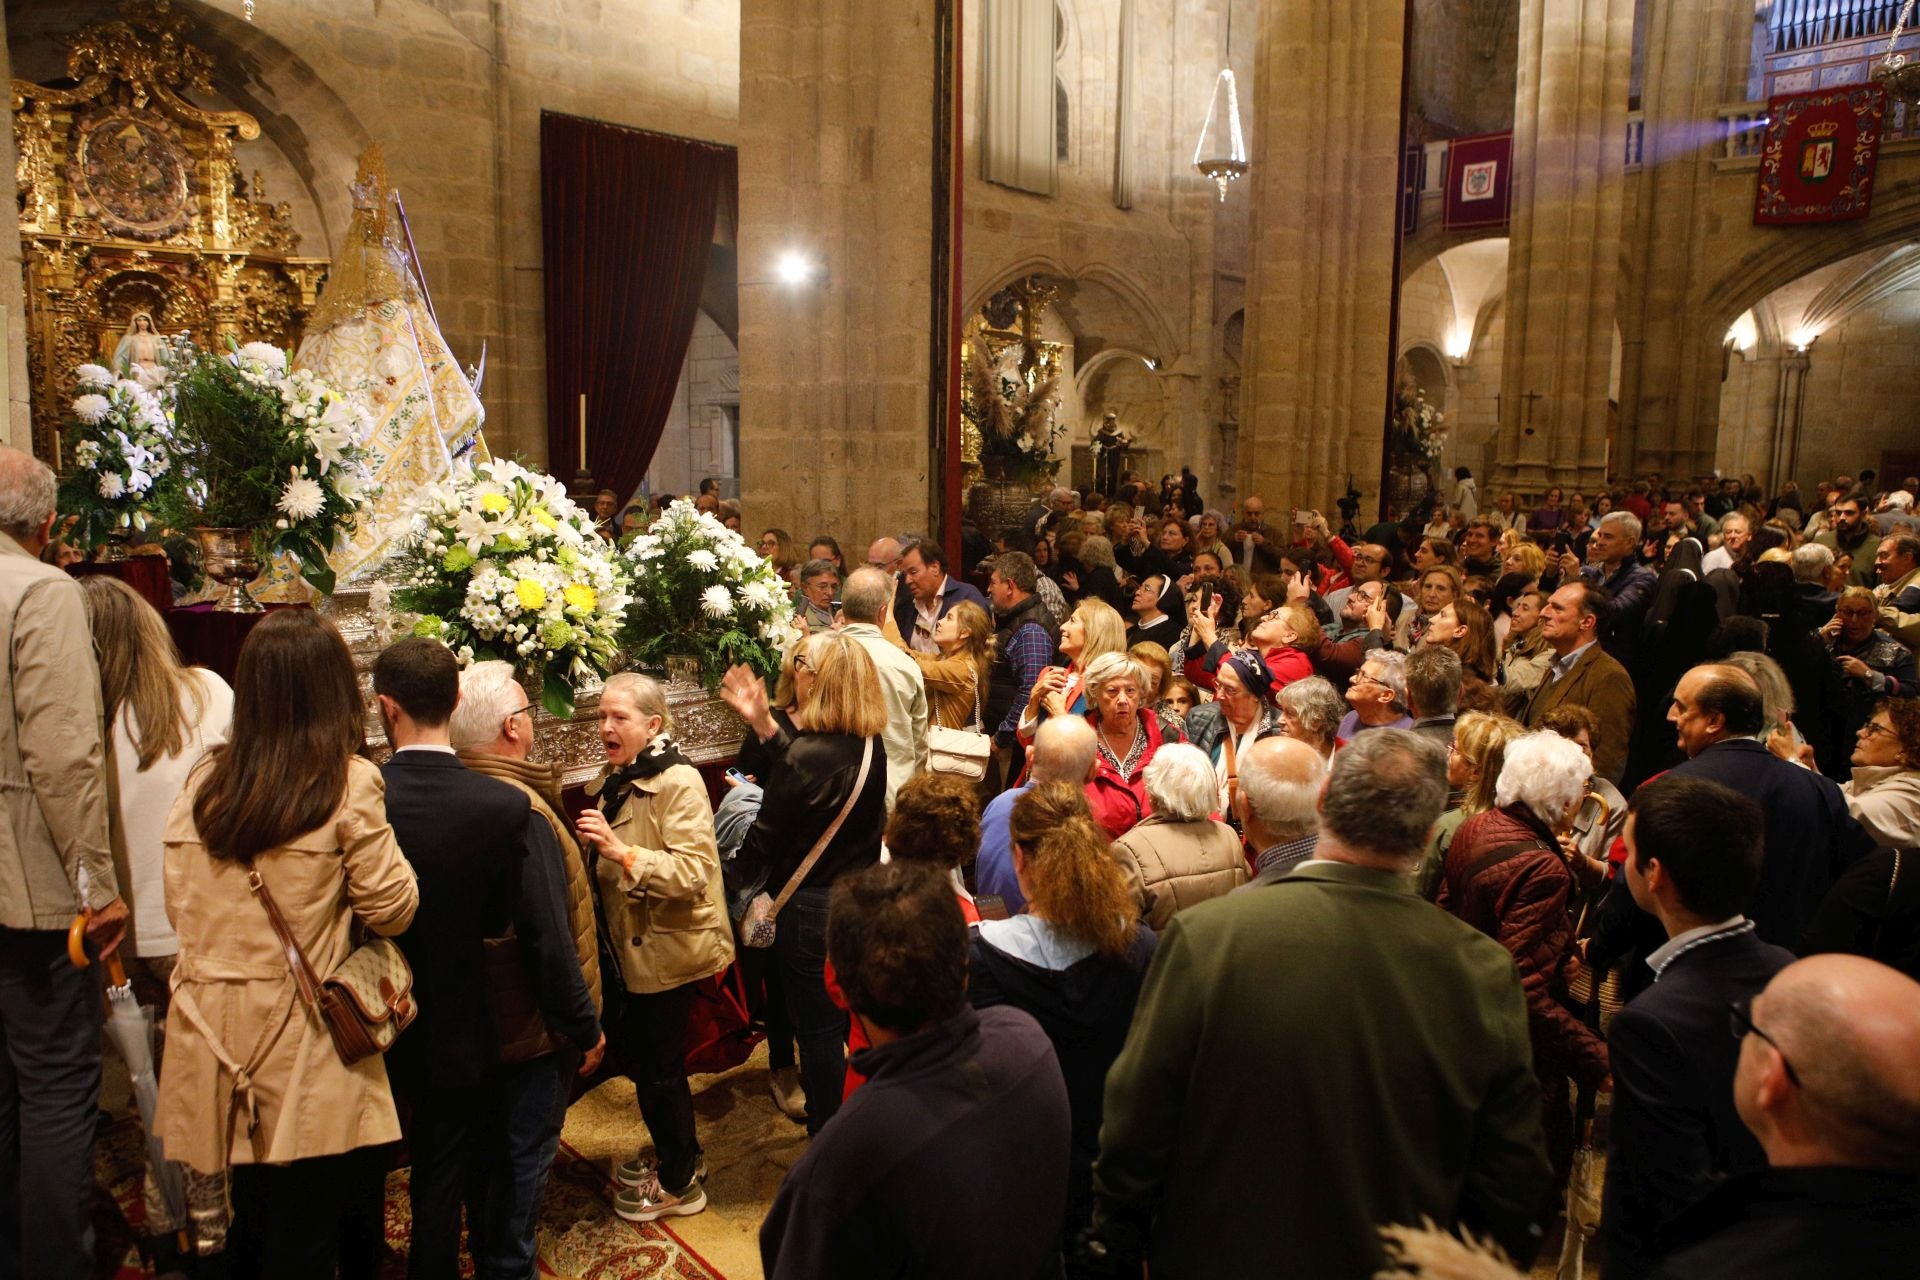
[1824,587,1918,746]
[576,673,734,1223]
[1538,704,1630,902]
[882,598,995,730]
[1073,533,1129,613]
[1438,731,1610,1174]
[1276,676,1345,762]
[1110,743,1248,929]
[1803,699,1920,979]
[1190,510,1236,568]
[1082,651,1181,839]
[1184,598,1316,695]
[720,636,890,1134]
[1182,648,1285,815]
[1837,699,1920,849]
[1019,597,1128,745]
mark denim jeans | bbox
[468,1051,575,1280]
[773,888,846,1135]
[0,929,102,1280]
[608,985,700,1189]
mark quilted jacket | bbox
[1437,804,1610,1090]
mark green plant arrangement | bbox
[163,340,375,595]
[392,458,631,718]
[619,498,800,687]
[55,356,179,552]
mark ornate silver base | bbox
[319,575,745,787]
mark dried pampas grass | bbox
[1374,1221,1525,1280]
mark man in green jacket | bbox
[1091,730,1551,1277]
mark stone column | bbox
[1237,0,1406,518]
[1492,0,1635,499]
[1767,350,1811,492]
[737,0,938,543]
[1613,0,1750,478]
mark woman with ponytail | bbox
[968,781,1157,1242]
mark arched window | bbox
[1054,2,1069,162]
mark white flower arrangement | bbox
[620,498,800,685]
[164,339,376,595]
[56,359,178,550]
[393,458,632,717]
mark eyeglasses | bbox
[505,702,535,720]
[1728,997,1801,1088]
[1860,721,1895,741]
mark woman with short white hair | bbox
[1109,743,1247,929]
[1080,650,1183,839]
[1438,728,1608,1174]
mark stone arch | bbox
[8,0,377,257]
[1396,341,1454,409]
[965,254,1182,362]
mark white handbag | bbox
[925,662,991,781]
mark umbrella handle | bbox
[67,910,90,970]
[107,953,130,989]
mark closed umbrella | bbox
[72,913,188,1239]
[1555,1084,1604,1280]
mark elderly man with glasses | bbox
[1336,650,1413,744]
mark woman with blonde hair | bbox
[882,598,995,729]
[1019,597,1127,744]
[970,780,1156,1243]
[79,575,233,1257]
[1417,711,1526,899]
[721,635,890,1134]
[576,672,733,1222]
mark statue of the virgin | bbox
[112,312,164,374]
[248,144,487,600]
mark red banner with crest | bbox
[1754,85,1886,226]
[1443,132,1512,232]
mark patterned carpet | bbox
[92,1116,728,1279]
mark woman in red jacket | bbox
[1081,651,1182,839]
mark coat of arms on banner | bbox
[1461,160,1498,201]
[1755,85,1886,226]
[1443,132,1512,231]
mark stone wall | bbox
[1409,0,1519,139]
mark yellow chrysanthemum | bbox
[515,578,547,610]
[480,492,511,514]
[563,583,597,612]
[530,505,558,530]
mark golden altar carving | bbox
[13,0,329,464]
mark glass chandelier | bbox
[1193,6,1248,202]
[1876,0,1920,103]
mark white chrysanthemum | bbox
[72,440,103,467]
[97,472,125,500]
[239,342,288,371]
[685,548,719,572]
[700,584,734,619]
[277,475,326,521]
[72,394,111,424]
[75,363,114,388]
[740,579,780,611]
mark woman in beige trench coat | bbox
[155,612,418,1280]
[575,672,733,1226]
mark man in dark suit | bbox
[373,639,597,1280]
[1601,776,1795,1279]
[1091,731,1551,1278]
[892,536,989,655]
[1525,582,1637,783]
[1651,955,1920,1279]
[1667,664,1870,949]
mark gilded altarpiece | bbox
[13,2,328,464]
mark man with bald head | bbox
[1651,956,1920,1278]
[865,536,904,574]
[974,716,1098,915]
[1233,735,1327,887]
[1667,663,1868,947]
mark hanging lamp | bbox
[1875,0,1920,103]
[1192,6,1248,202]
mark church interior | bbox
[6,0,1920,1278]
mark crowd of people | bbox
[3,441,1918,1280]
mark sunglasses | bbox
[1728,996,1801,1088]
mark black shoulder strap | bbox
[1459,839,1551,885]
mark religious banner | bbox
[1443,132,1512,232]
[1754,84,1886,226]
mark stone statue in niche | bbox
[1091,411,1132,497]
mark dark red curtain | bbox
[541,112,736,505]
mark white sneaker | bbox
[768,1065,807,1121]
[616,1151,707,1188]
